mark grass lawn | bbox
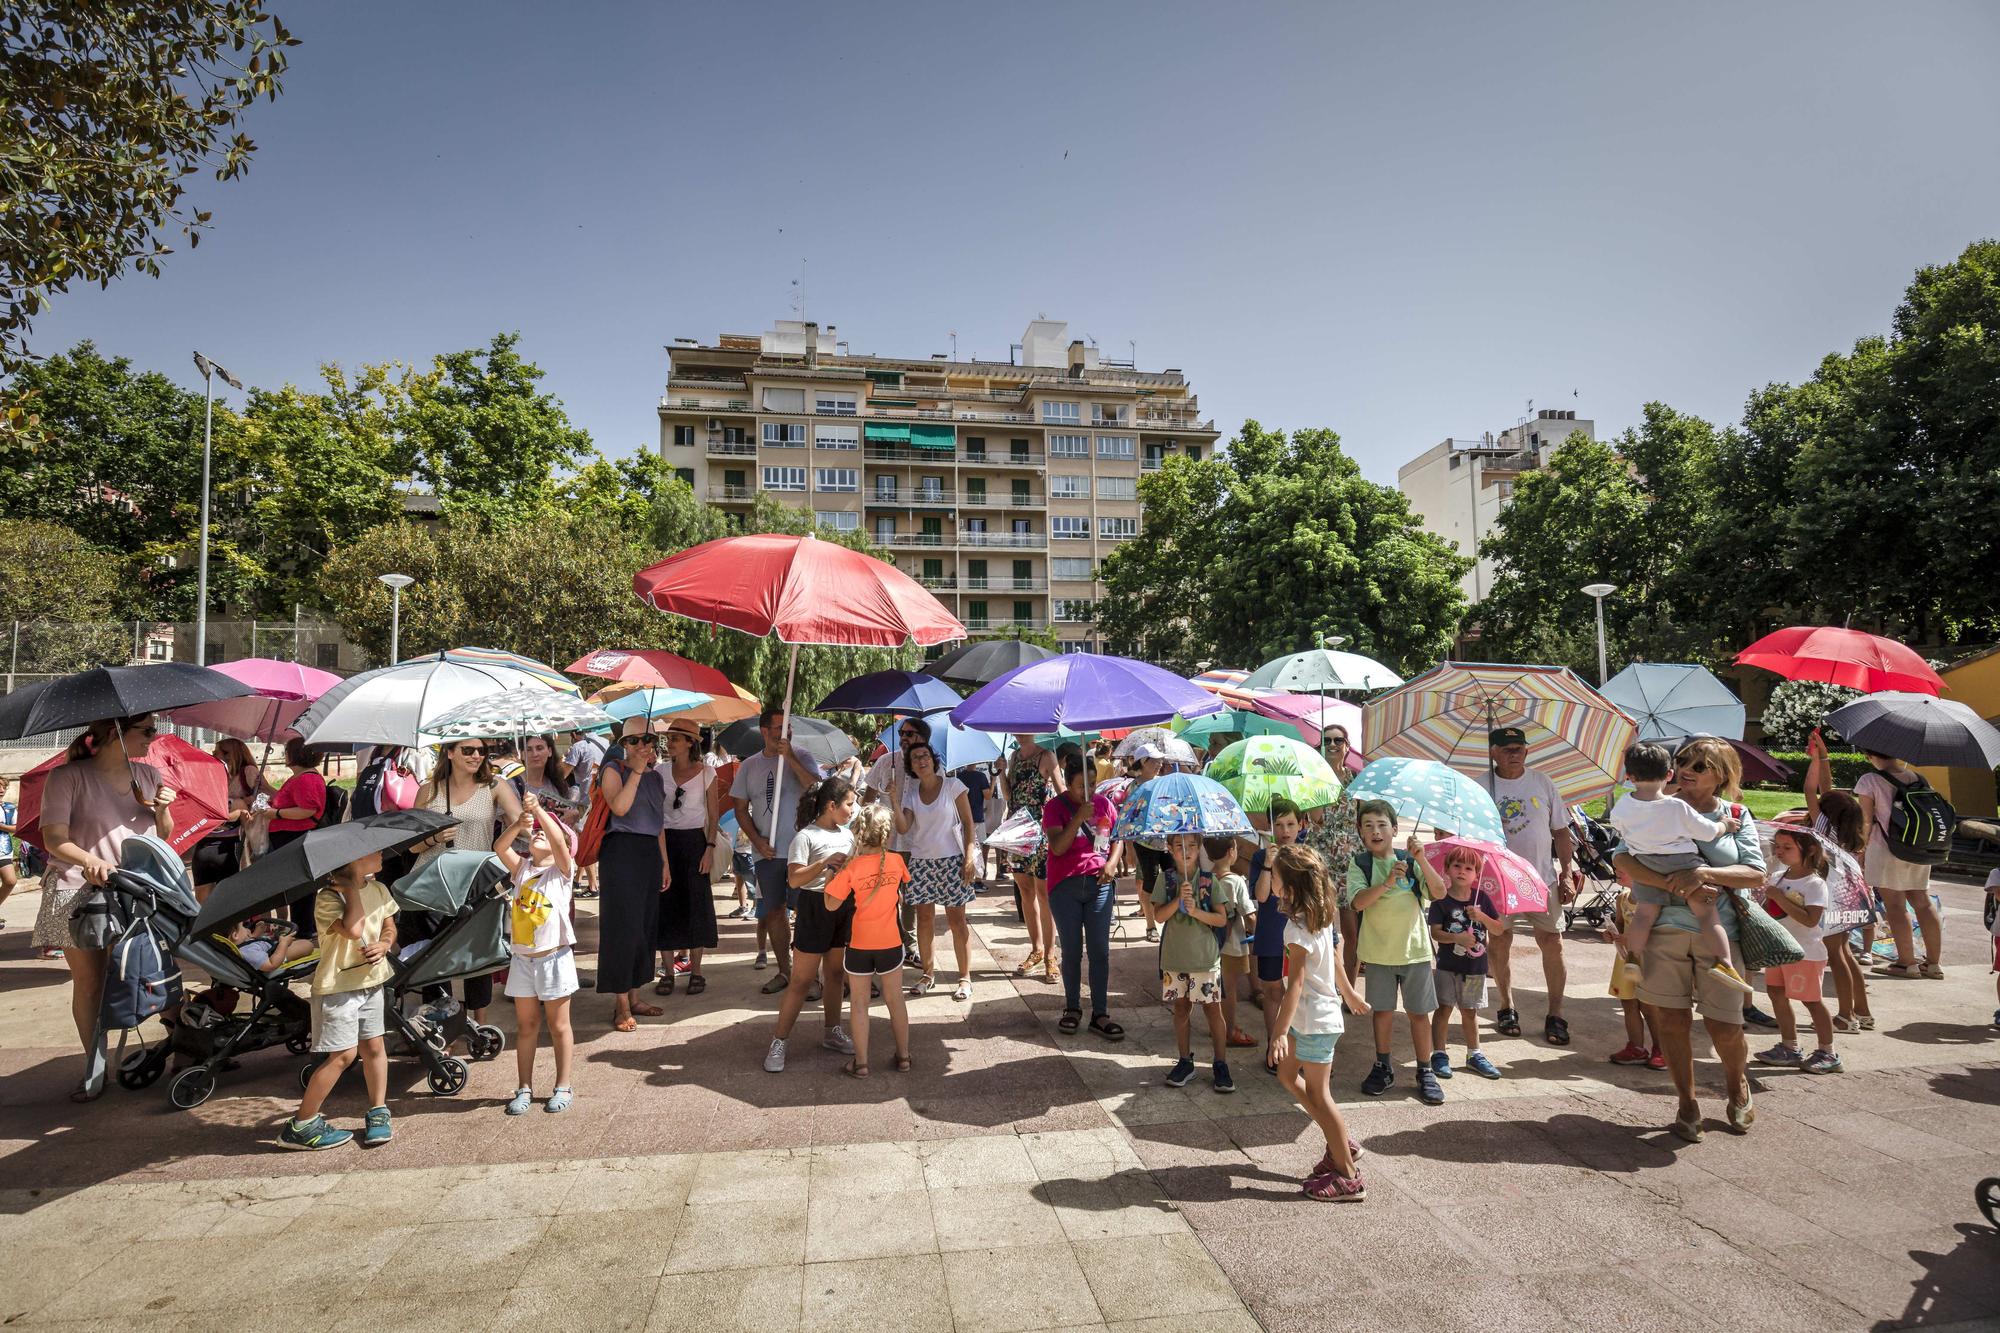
[1740,788,1805,821]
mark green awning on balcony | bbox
[864,423,910,444]
[909,424,956,451]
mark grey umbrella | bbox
[1825,692,2000,769]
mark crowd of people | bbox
[11,697,1996,1190]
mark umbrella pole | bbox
[771,642,801,856]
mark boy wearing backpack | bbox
[1856,751,1956,979]
[1346,801,1445,1104]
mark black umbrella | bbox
[922,639,1057,688]
[714,715,857,769]
[190,809,457,935]
[0,663,256,741]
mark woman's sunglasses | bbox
[455,745,487,757]
[626,733,658,747]
[1675,758,1711,774]
[1324,734,1348,748]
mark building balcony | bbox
[866,489,956,507]
[881,533,952,548]
[958,450,1046,469]
[964,617,1048,633]
[964,578,1048,593]
[959,491,1045,509]
[913,575,958,591]
[706,440,758,457]
[707,485,755,503]
[663,395,755,413]
[959,532,1047,549]
[1141,457,1164,472]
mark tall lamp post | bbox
[191,352,242,665]
[377,573,415,664]
[1582,582,1617,686]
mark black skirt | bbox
[657,827,717,951]
[594,831,662,994]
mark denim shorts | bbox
[752,858,792,920]
[1289,1026,1339,1065]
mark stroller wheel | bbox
[168,1066,216,1110]
[428,1057,470,1096]
[299,1057,322,1090]
[118,1045,168,1090]
[468,1025,505,1062]
[285,1033,311,1056]
[1980,1177,2000,1229]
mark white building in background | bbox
[1397,408,1595,603]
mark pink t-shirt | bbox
[1043,792,1116,886]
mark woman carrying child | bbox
[1268,845,1370,1201]
[497,792,580,1114]
[823,804,913,1076]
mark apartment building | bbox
[658,318,1220,652]
[1396,408,1595,602]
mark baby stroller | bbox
[155,916,317,1110]
[74,834,197,1101]
[1564,806,1621,932]
[301,850,511,1096]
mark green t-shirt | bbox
[1345,849,1433,967]
[1152,867,1228,975]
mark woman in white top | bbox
[1855,750,1942,978]
[408,737,524,1024]
[891,740,979,1000]
[656,717,721,996]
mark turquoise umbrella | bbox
[1173,709,1296,748]
[1344,756,1503,843]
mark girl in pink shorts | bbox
[1756,828,1841,1074]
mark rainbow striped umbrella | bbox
[1361,662,1637,806]
[424,647,580,696]
[1191,668,1250,693]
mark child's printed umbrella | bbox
[1421,835,1549,915]
[1202,735,1342,814]
[1344,757,1504,844]
[1112,772,1252,839]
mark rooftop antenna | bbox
[790,259,807,326]
[949,330,958,362]
[1128,339,1136,367]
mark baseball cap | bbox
[1133,742,1167,761]
[1488,726,1528,748]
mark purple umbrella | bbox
[949,653,1226,733]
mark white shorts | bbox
[311,984,388,1053]
[504,949,580,1001]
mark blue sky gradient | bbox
[32,1,2000,481]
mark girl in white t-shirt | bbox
[497,794,579,1114]
[1268,845,1371,1202]
[1757,827,1841,1075]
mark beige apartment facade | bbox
[658,319,1219,651]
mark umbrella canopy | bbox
[953,654,1225,733]
[1190,668,1251,693]
[1112,772,1253,840]
[1825,692,2000,768]
[591,679,761,725]
[564,648,739,698]
[295,656,574,747]
[817,670,963,716]
[167,657,345,740]
[0,663,254,741]
[16,734,231,856]
[427,647,579,695]
[424,687,617,740]
[1724,738,1796,788]
[1241,648,1403,694]
[1601,663,1746,742]
[714,715,857,769]
[390,848,510,916]
[1736,626,1944,697]
[1363,662,1637,807]
[1204,736,1342,813]
[875,717,1002,773]
[1345,757,1505,844]
[1421,836,1549,915]
[1251,694,1365,747]
[190,809,457,934]
[1173,709,1300,748]
[924,639,1058,687]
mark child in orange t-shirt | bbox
[824,804,912,1077]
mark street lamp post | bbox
[190,352,242,665]
[377,573,415,663]
[1582,583,1618,686]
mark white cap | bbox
[1133,742,1167,761]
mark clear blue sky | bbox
[33,1,2000,483]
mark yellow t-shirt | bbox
[1345,850,1433,967]
[311,878,397,996]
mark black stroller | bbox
[73,834,198,1101]
[1564,806,1621,932]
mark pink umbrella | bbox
[1251,694,1367,772]
[167,658,343,740]
[1422,835,1549,916]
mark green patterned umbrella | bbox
[1203,736,1341,813]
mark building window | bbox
[815,392,858,416]
[873,517,895,542]
[762,466,806,492]
[145,638,171,662]
[1052,557,1094,581]
[1096,476,1135,500]
[1092,405,1128,426]
[1059,640,1091,654]
[1448,454,1462,470]
[814,423,859,449]
[315,642,340,670]
[1096,435,1135,459]
[1053,599,1094,623]
[760,387,806,413]
[1049,434,1088,458]
[1185,445,1201,462]
[1042,401,1080,424]
[1053,516,1089,540]
[762,422,805,447]
[866,370,902,389]
[1051,475,1087,499]
[1099,516,1137,540]
[672,424,696,447]
[816,510,859,532]
[674,467,696,486]
[815,468,858,493]
[963,436,986,460]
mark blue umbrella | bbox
[1112,772,1253,840]
[597,686,717,729]
[877,717,1003,773]
[951,653,1225,732]
[1600,663,1745,742]
[817,669,963,716]
[1344,757,1503,843]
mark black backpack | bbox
[317,779,350,830]
[1873,769,1956,865]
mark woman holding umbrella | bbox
[594,719,669,1030]
[1000,734,1059,981]
[32,716,177,1101]
[407,733,525,1026]
[656,718,720,997]
[190,737,273,900]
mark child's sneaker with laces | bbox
[1608,1042,1651,1066]
[1303,1170,1366,1202]
[1212,1060,1234,1094]
[1465,1050,1501,1079]
[821,1025,854,1054]
[1801,1049,1843,1074]
[277,1115,352,1151]
[1755,1043,1803,1067]
[361,1106,392,1147]
[1165,1057,1197,1088]
[763,1037,787,1073]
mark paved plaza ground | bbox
[1,866,1996,1332]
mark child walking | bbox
[1346,802,1443,1104]
[1757,827,1842,1073]
[1426,845,1504,1080]
[1268,845,1370,1201]
[1152,833,1241,1093]
[497,792,579,1114]
[280,850,398,1150]
[824,804,913,1076]
[1610,742,1755,994]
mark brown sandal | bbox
[614,1015,638,1033]
[894,1054,911,1072]
[655,975,674,995]
[630,1001,664,1017]
[842,1059,870,1079]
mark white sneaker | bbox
[821,1025,855,1055]
[754,950,768,970]
[763,1038,787,1073]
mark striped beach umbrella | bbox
[1361,662,1638,807]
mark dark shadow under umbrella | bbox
[0,663,255,741]
[190,810,457,935]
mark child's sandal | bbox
[894,1054,911,1072]
[842,1059,870,1079]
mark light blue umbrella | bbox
[1112,772,1253,840]
[597,685,715,730]
[1344,757,1503,844]
[1600,663,1745,742]
[877,717,1003,773]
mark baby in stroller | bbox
[229,915,316,974]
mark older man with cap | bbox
[1482,726,1577,1046]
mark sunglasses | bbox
[626,733,658,747]
[1676,758,1711,774]
[672,784,685,810]
[455,745,487,757]
[134,725,159,739]
[1324,735,1349,747]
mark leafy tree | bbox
[0,519,130,670]
[1097,452,1239,672]
[0,1,295,389]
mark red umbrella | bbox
[1736,626,1944,696]
[17,734,231,857]
[564,647,740,698]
